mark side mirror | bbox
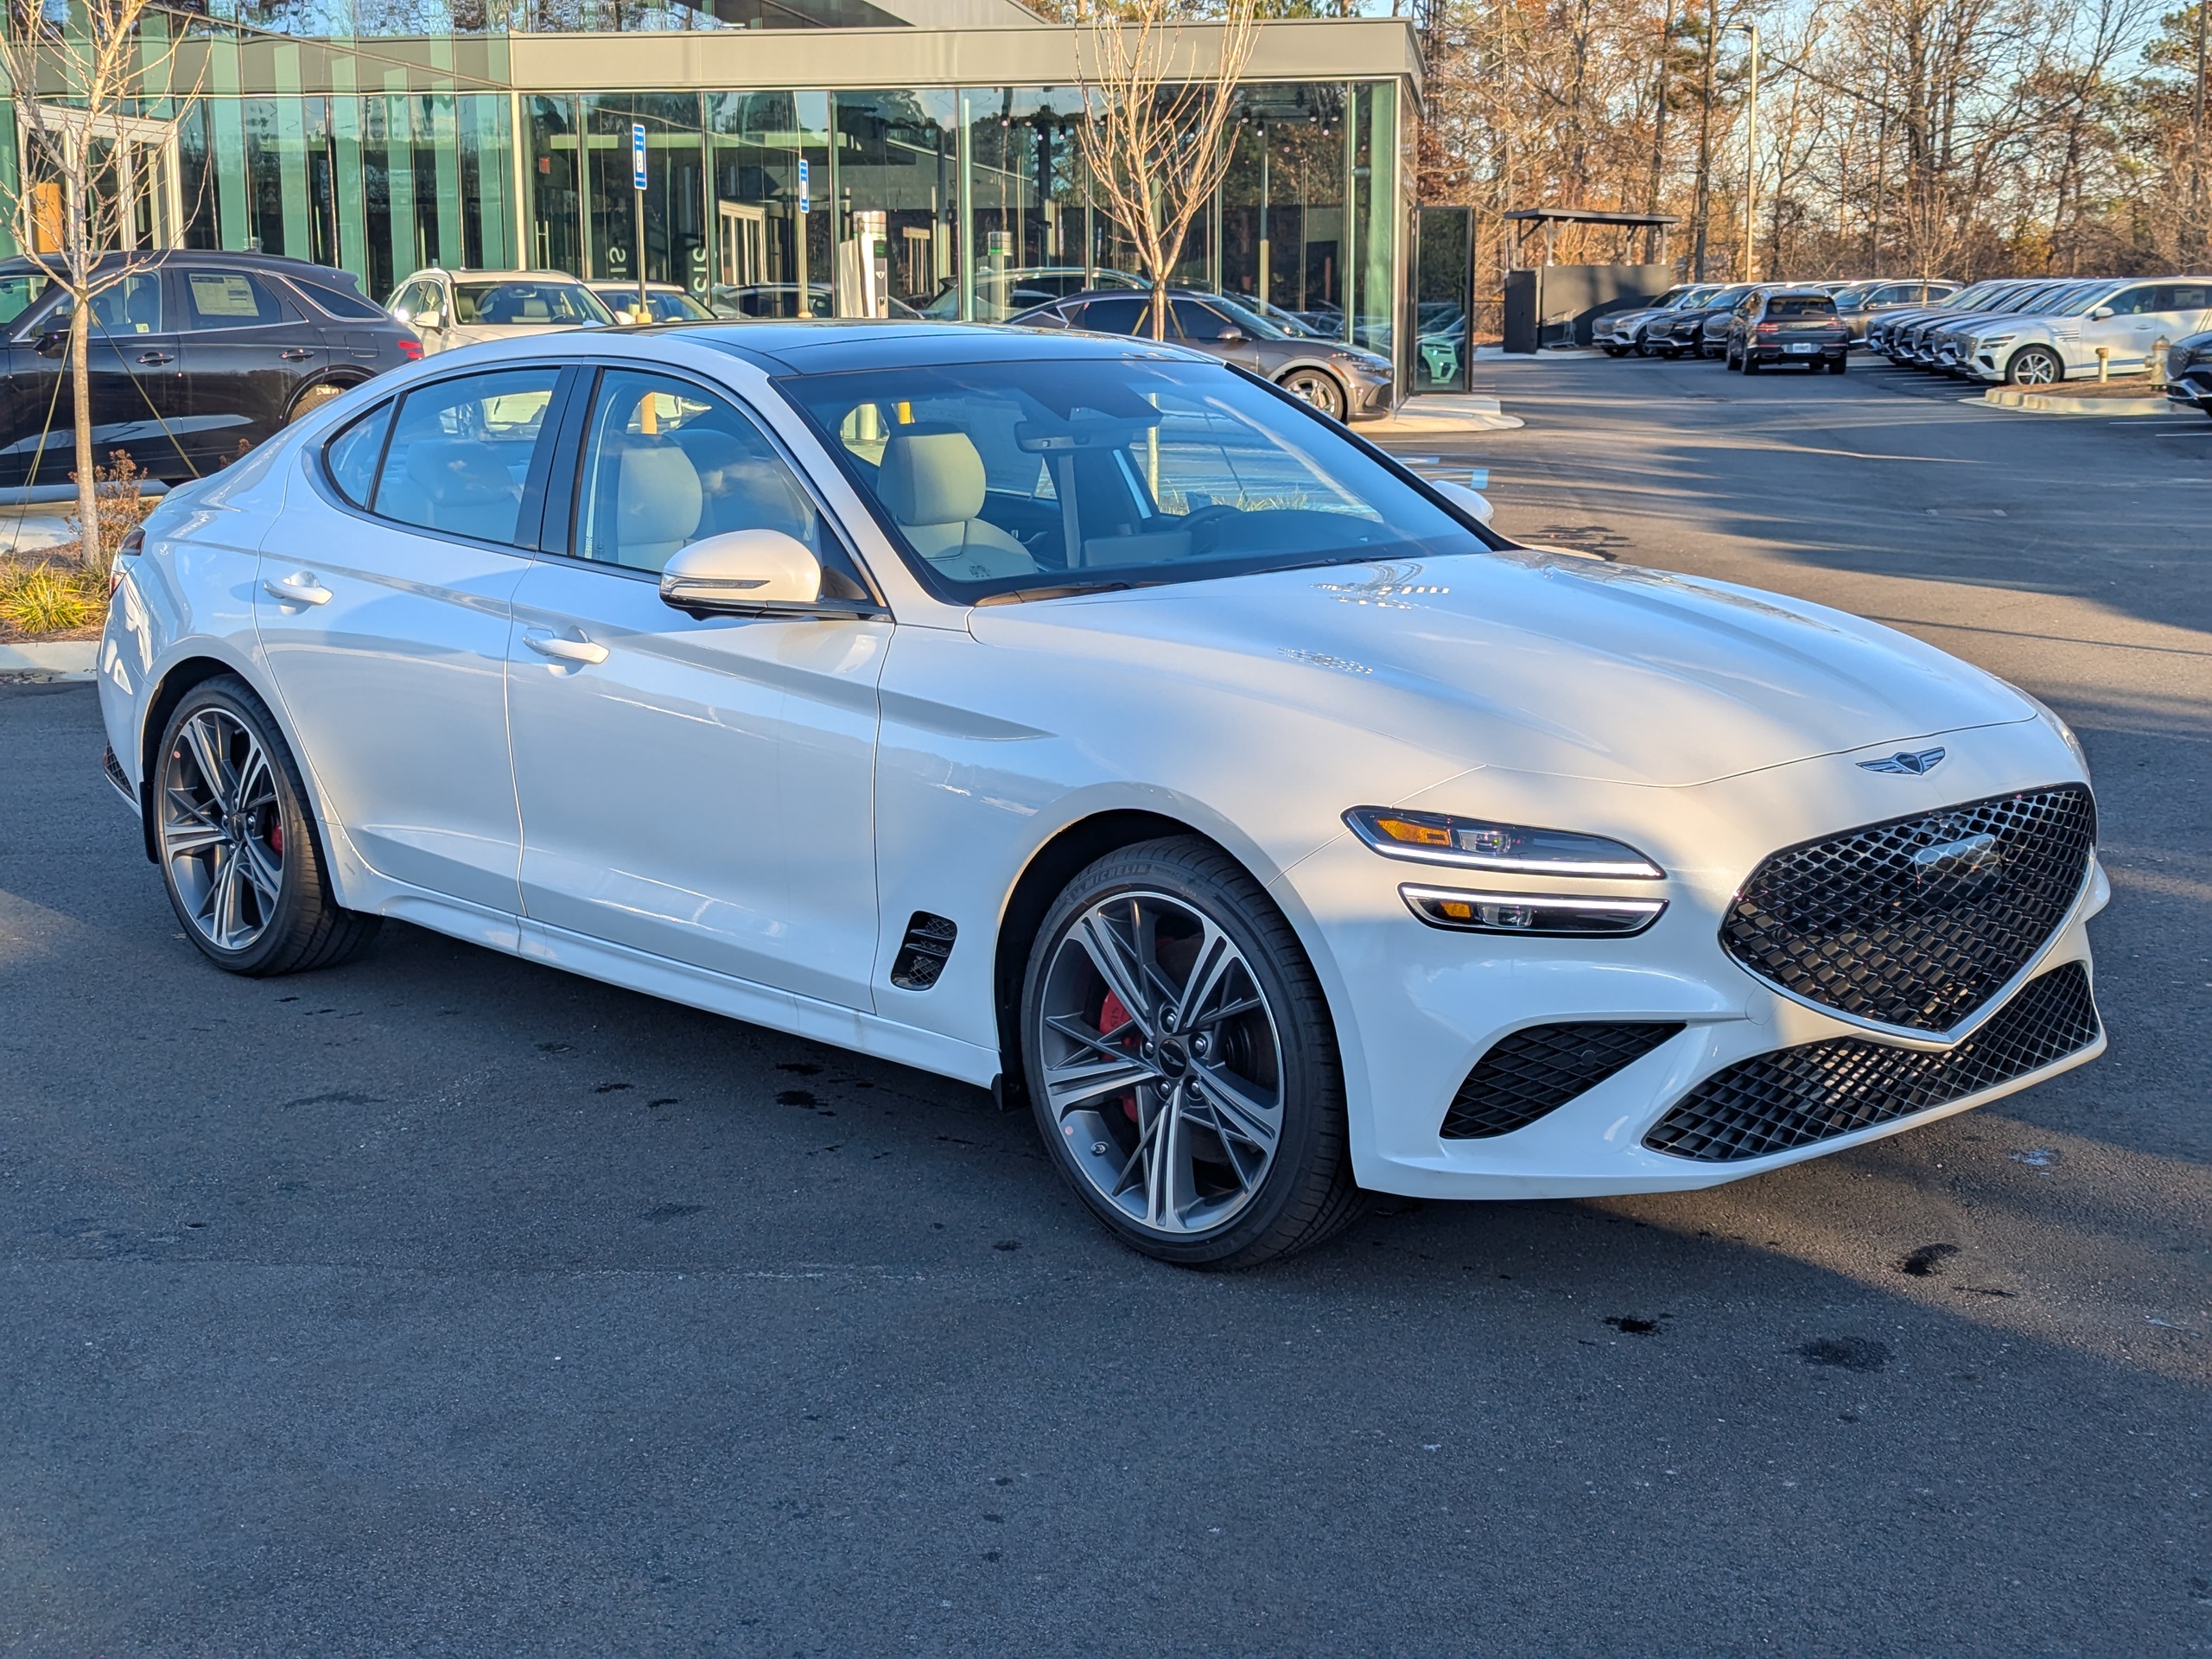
[1430,478,1494,526]
[35,328,68,359]
[421,306,448,331]
[659,529,823,614]
[2088,306,2114,321]
[1217,327,1246,344]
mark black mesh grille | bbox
[1441,1022,1684,1140]
[1723,785,2094,1033]
[1644,961,2098,1163]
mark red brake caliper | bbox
[1098,991,1141,1124]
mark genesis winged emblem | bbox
[1859,747,1948,775]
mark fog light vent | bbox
[1441,1022,1684,1140]
[889,912,957,991]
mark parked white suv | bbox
[1960,276,2212,385]
[388,268,614,354]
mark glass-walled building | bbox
[3,8,1424,385]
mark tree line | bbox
[1412,0,2209,292]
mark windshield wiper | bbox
[973,578,1135,607]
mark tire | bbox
[1827,357,1847,375]
[1724,346,1741,371]
[1602,345,1624,358]
[288,382,349,424]
[1739,350,1760,374]
[2006,346,2063,387]
[153,676,380,976]
[1020,836,1362,1269]
[1277,367,1348,423]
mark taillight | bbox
[110,525,144,594]
[1756,321,1779,334]
[398,338,423,361]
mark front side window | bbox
[783,357,1487,600]
[181,270,289,331]
[370,368,559,544]
[571,369,863,596]
[453,282,613,327]
[1170,300,1238,342]
[1067,296,1147,336]
[49,273,163,336]
[0,270,53,327]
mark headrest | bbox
[617,439,703,550]
[406,439,513,505]
[878,427,986,528]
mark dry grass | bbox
[0,556,107,639]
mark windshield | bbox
[1830,284,1873,308]
[778,358,1487,602]
[453,281,613,327]
[1208,295,1293,340]
[2046,282,2116,315]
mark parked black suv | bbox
[0,250,418,486]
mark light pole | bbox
[1727,20,1759,283]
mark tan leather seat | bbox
[877,428,1036,581]
[613,440,703,569]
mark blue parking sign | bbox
[631,124,647,190]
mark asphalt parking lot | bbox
[3,353,2207,1656]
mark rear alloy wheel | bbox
[155,677,379,976]
[288,382,348,424]
[1022,837,1360,1268]
[2007,346,2063,387]
[1277,368,1348,423]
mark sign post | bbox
[631,123,649,321]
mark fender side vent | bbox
[1441,1021,1685,1140]
[102,744,137,808]
[889,912,957,991]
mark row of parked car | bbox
[1595,270,2212,407]
[0,250,1402,486]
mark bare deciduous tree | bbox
[1077,0,1259,340]
[1,0,191,563]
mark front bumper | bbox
[2168,372,2212,410]
[1284,721,2103,1199]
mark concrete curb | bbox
[1363,395,1525,435]
[0,639,99,679]
[1977,387,2174,416]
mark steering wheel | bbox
[1176,502,1243,553]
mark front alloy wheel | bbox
[1022,838,1359,1267]
[2007,346,2063,386]
[1277,368,1348,422]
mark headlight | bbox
[1993,677,2090,779]
[1345,806,1665,878]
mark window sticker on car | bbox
[190,274,263,317]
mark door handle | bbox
[137,350,174,365]
[523,629,609,665]
[279,348,314,360]
[262,573,332,606]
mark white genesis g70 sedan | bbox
[96,323,2107,1267]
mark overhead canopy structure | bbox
[1503,207,1680,266]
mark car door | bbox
[175,265,326,463]
[0,271,188,483]
[2079,283,2160,372]
[1169,299,1265,369]
[505,364,890,1010]
[2147,282,2212,360]
[254,364,563,925]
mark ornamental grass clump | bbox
[0,557,106,638]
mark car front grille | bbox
[1643,961,2098,1163]
[1440,1021,1683,1140]
[1722,784,2094,1033]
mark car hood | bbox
[967,551,2031,789]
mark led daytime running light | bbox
[1346,807,1665,880]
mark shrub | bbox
[0,558,107,638]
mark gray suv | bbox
[1008,289,1395,423]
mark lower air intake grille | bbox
[1644,961,2098,1163]
[1441,1022,1684,1140]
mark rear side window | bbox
[289,275,386,321]
[1767,296,1836,319]
[371,368,560,545]
[1067,296,1146,335]
[324,401,393,506]
[181,270,289,330]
